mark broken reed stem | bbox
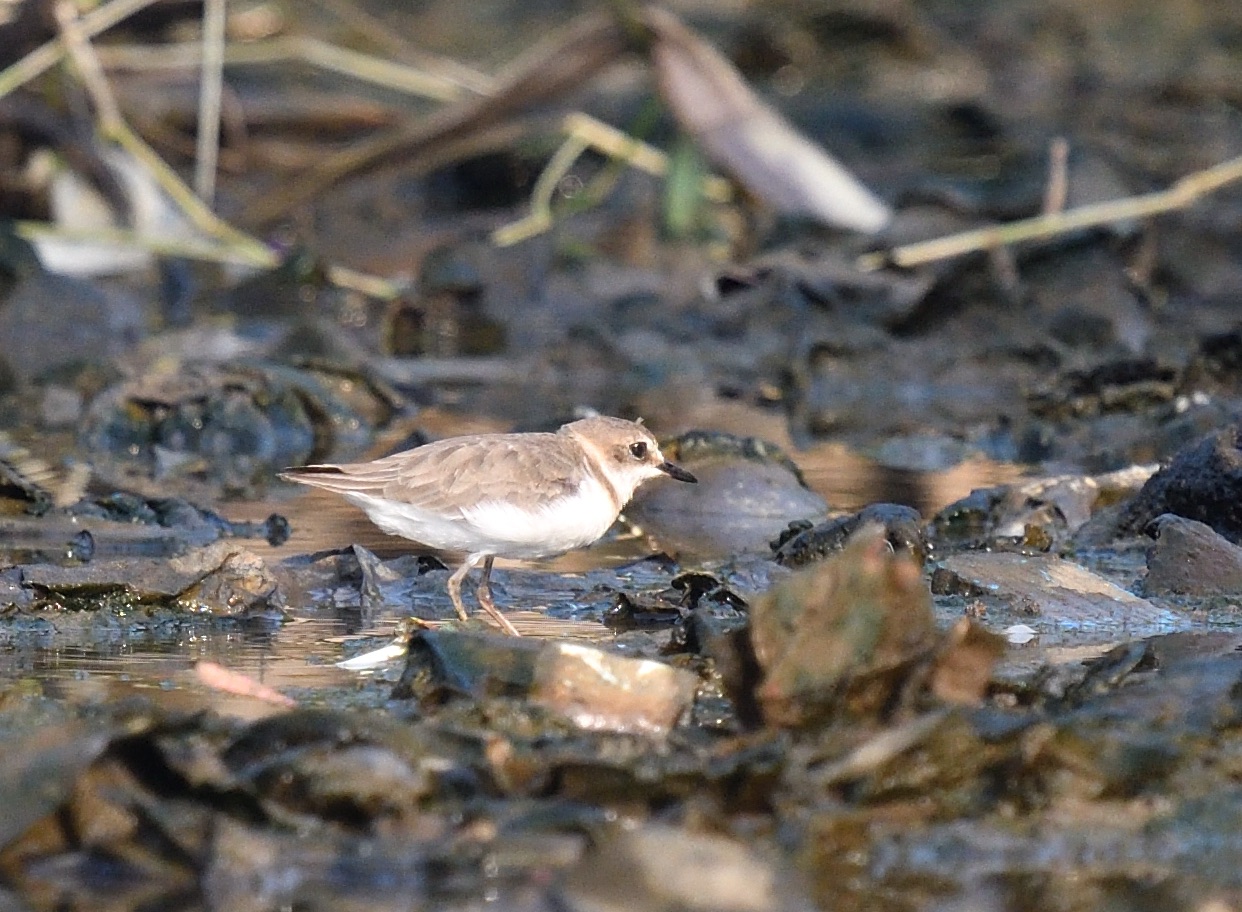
[96,36,474,103]
[52,0,124,133]
[0,0,164,99]
[306,0,494,96]
[492,129,591,246]
[16,222,274,266]
[1042,136,1069,215]
[493,112,733,246]
[17,2,400,299]
[13,221,401,299]
[858,153,1242,272]
[53,0,262,255]
[194,0,227,204]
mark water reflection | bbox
[0,444,1027,704]
[1,615,357,717]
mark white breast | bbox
[344,476,621,560]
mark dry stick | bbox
[307,0,494,96]
[52,1,124,130]
[493,112,733,246]
[0,0,164,99]
[858,154,1242,273]
[492,128,592,246]
[97,36,472,103]
[12,221,398,300]
[194,0,227,204]
[52,0,268,260]
[566,111,731,203]
[16,222,256,260]
[35,6,400,298]
[1042,135,1070,215]
[100,31,730,240]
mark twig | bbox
[308,0,494,96]
[16,221,276,266]
[325,264,402,300]
[1043,135,1069,215]
[15,221,402,299]
[493,111,733,246]
[0,0,164,99]
[96,36,474,103]
[857,153,1242,272]
[492,127,591,246]
[53,0,263,255]
[194,0,227,204]
[52,1,123,132]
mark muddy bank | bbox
[2,0,1242,908]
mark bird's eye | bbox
[629,441,649,459]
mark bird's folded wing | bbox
[284,433,586,516]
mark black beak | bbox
[658,461,697,483]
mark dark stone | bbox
[773,503,926,567]
[1119,426,1242,544]
[1143,514,1242,597]
[1027,358,1178,420]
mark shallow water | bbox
[0,449,1026,706]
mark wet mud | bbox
[3,0,1242,909]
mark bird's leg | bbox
[447,553,484,623]
[475,555,520,637]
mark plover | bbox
[280,416,697,635]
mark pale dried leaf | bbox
[647,7,890,233]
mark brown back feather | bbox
[281,432,586,515]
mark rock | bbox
[0,723,112,849]
[0,567,32,610]
[929,618,1007,706]
[559,825,796,912]
[929,471,1142,549]
[1118,426,1242,544]
[751,525,998,727]
[19,541,284,618]
[932,552,1184,638]
[1027,358,1175,420]
[394,630,698,736]
[0,258,144,386]
[80,360,402,492]
[1143,514,1242,596]
[773,503,926,568]
[626,431,828,557]
[171,542,285,617]
[532,642,698,736]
